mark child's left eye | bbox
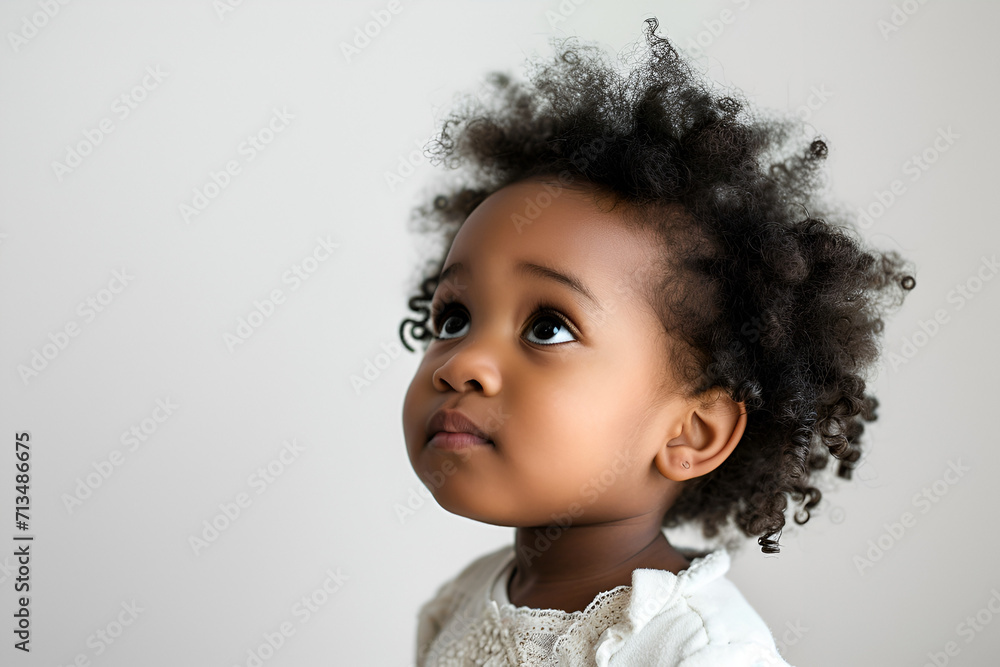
[430,301,577,346]
[524,311,576,345]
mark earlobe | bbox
[653,391,747,481]
[653,440,697,481]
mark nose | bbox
[431,339,501,395]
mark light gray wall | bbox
[1,1,996,665]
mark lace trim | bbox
[421,544,732,666]
[485,544,718,619]
[489,557,633,620]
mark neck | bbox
[508,514,691,612]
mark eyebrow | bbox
[437,260,604,315]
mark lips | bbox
[426,408,494,445]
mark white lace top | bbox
[415,542,795,666]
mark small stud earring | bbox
[681,461,690,469]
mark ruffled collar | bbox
[480,543,731,666]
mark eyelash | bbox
[428,297,578,344]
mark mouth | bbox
[426,431,494,451]
[425,407,496,450]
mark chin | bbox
[427,486,516,527]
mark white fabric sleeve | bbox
[415,575,460,666]
[675,641,796,667]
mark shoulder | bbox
[602,547,795,667]
[415,544,513,663]
[421,542,513,609]
[671,575,795,666]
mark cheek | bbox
[407,353,439,397]
[534,362,654,465]
[547,359,649,429]
[503,382,612,478]
[401,365,434,452]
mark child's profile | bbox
[398,16,914,666]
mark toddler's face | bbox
[401,177,689,527]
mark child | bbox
[399,16,914,666]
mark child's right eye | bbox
[429,297,462,339]
[433,304,469,340]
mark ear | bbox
[653,388,747,482]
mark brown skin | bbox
[402,177,747,613]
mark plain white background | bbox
[1,1,997,665]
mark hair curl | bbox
[398,16,915,554]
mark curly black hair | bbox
[398,16,915,554]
